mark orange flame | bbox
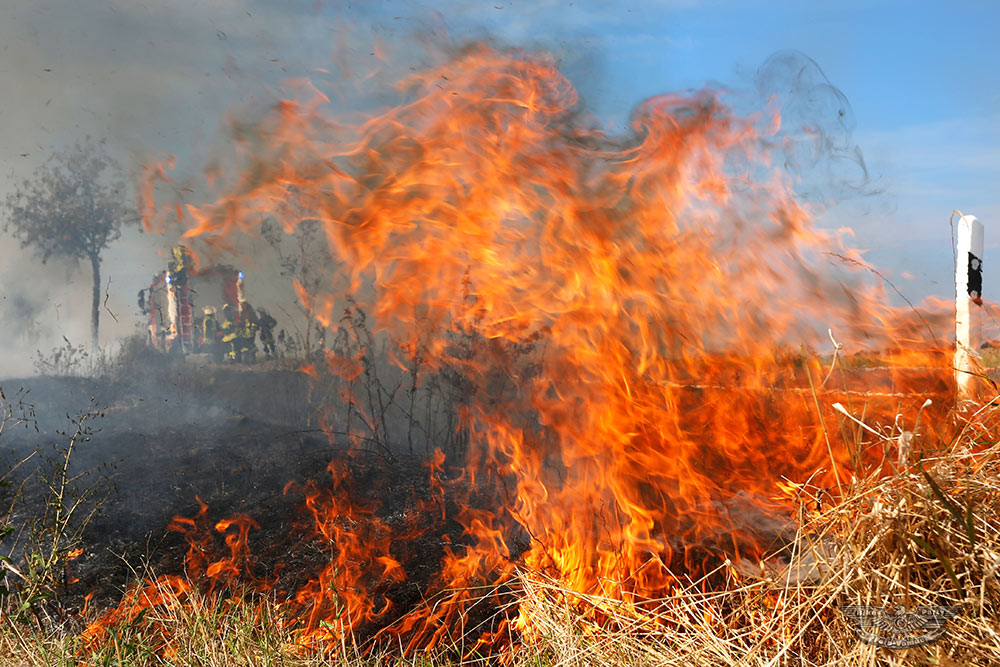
[110,43,972,656]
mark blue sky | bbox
[0,0,997,372]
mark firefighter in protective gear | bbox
[220,304,239,362]
[237,301,259,363]
[168,245,193,288]
[257,308,277,359]
[201,307,221,361]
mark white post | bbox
[956,214,984,398]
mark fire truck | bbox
[140,247,247,354]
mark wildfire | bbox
[87,44,963,656]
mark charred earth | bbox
[0,357,486,636]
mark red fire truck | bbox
[141,248,247,354]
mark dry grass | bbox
[0,589,404,667]
[512,400,1000,666]
[3,400,1000,666]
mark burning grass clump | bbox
[512,402,1000,667]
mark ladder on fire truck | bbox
[178,284,195,353]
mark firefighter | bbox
[257,308,277,359]
[201,306,221,361]
[237,301,259,363]
[220,304,239,362]
[168,245,192,288]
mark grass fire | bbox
[2,4,999,666]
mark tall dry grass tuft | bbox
[513,399,1000,666]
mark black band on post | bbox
[968,252,983,300]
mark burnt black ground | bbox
[0,360,456,622]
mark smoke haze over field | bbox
[0,0,337,374]
[1,1,998,376]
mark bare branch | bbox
[103,276,119,324]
